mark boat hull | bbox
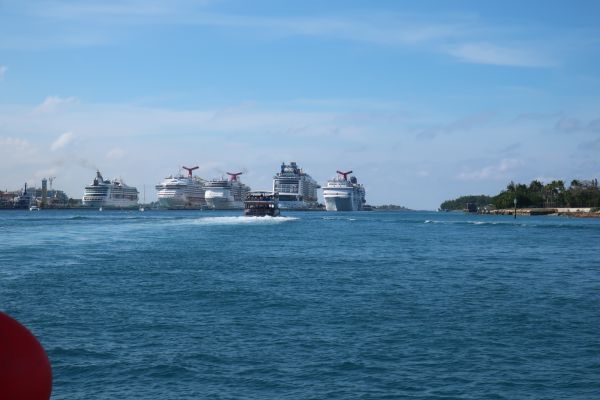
[205,196,243,210]
[324,195,357,211]
[157,196,204,209]
[244,208,280,217]
[82,199,138,209]
[278,200,320,210]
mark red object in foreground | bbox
[0,312,52,400]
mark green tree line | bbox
[440,195,493,211]
[440,179,600,210]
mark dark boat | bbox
[14,183,34,209]
[244,192,280,217]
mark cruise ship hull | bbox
[205,196,243,210]
[273,162,320,210]
[204,180,249,210]
[323,172,366,212]
[278,199,320,210]
[82,198,138,209]
[157,196,204,209]
[324,195,357,211]
[155,176,205,210]
[83,171,139,209]
[205,188,243,209]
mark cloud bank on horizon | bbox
[1,0,599,209]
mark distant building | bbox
[0,191,19,208]
[34,187,69,208]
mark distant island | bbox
[440,179,600,215]
[439,195,492,212]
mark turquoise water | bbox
[2,210,600,399]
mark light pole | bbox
[513,197,517,219]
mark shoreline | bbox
[484,208,600,218]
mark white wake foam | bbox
[192,216,299,225]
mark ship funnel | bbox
[182,166,199,178]
[336,170,353,181]
[226,172,243,182]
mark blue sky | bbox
[1,0,600,209]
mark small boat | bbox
[244,192,280,217]
[29,205,40,211]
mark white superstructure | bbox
[155,166,205,209]
[272,162,320,209]
[323,170,366,211]
[83,170,139,208]
[204,172,251,210]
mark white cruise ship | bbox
[155,166,205,209]
[272,162,320,209]
[323,170,366,211]
[204,172,251,210]
[82,170,139,209]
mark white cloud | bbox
[446,43,554,67]
[555,117,581,133]
[34,96,77,114]
[578,138,600,151]
[0,65,7,79]
[417,112,495,140]
[457,159,522,181]
[106,147,126,159]
[0,137,33,150]
[3,3,561,68]
[32,0,215,20]
[50,131,75,151]
[0,137,39,178]
[553,116,600,134]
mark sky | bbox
[1,0,600,209]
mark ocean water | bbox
[2,210,600,399]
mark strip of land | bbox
[486,208,600,218]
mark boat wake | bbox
[425,220,514,226]
[422,219,599,230]
[192,216,299,225]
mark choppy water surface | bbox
[2,210,600,399]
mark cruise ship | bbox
[272,162,320,209]
[204,172,251,210]
[82,170,139,209]
[155,166,205,209]
[323,170,366,211]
